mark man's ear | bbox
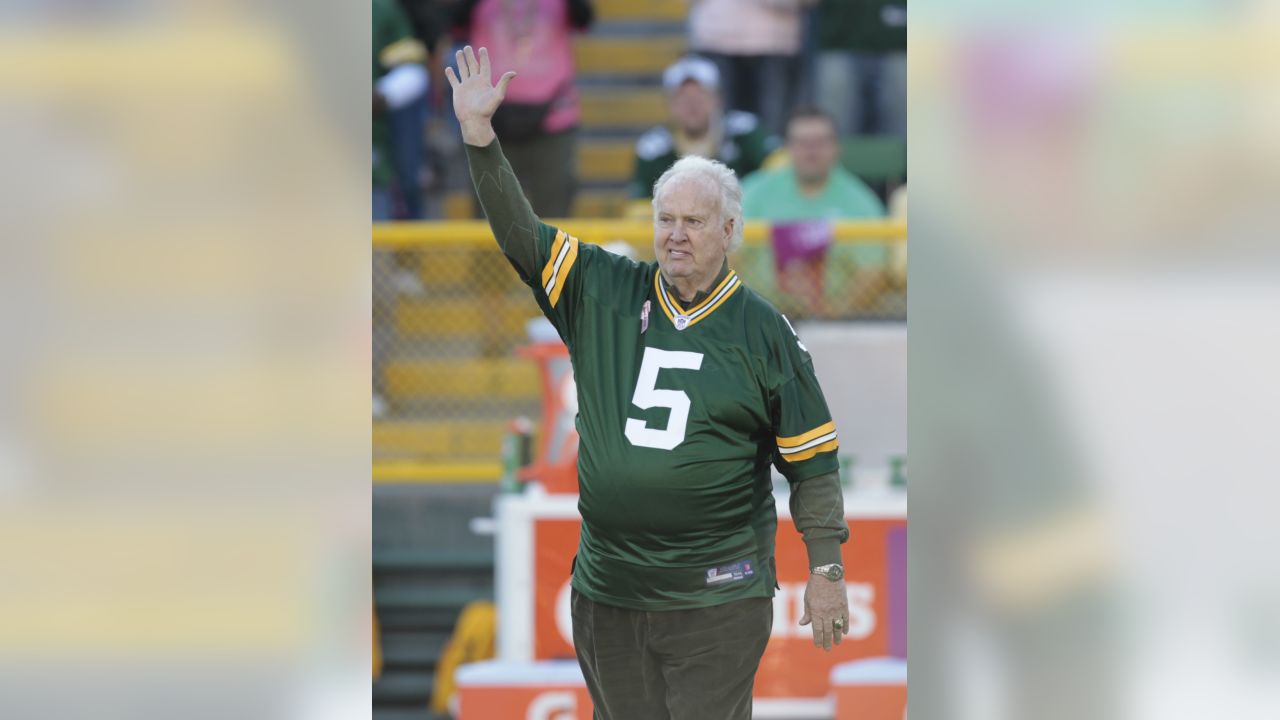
[723,217,735,250]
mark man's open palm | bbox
[445,45,515,127]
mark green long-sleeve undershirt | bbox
[465,137,540,282]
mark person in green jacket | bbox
[373,0,429,220]
[629,56,774,199]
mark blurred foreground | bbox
[911,2,1280,718]
[0,3,369,719]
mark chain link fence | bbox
[373,220,906,471]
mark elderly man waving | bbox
[447,46,850,720]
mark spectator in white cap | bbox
[628,55,775,201]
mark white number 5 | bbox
[624,347,703,450]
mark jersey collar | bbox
[654,267,742,331]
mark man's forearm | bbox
[462,130,539,281]
[790,471,849,568]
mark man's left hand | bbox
[798,574,849,651]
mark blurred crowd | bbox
[372,0,907,224]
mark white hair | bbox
[651,155,744,252]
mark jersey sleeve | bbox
[768,314,840,482]
[375,1,425,73]
[737,124,776,178]
[523,221,649,347]
[630,152,663,199]
[525,222,588,344]
[630,128,673,198]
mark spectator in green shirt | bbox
[742,108,893,316]
[742,110,885,220]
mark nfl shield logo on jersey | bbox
[674,315,689,331]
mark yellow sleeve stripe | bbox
[542,231,568,287]
[379,38,427,67]
[542,231,580,308]
[547,237,579,307]
[779,438,840,463]
[776,421,837,448]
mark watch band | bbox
[811,563,844,581]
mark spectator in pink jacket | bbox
[452,0,594,217]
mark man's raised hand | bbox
[445,45,516,146]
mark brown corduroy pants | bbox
[571,589,773,720]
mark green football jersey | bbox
[526,223,840,611]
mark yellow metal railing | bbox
[372,219,908,248]
[372,460,503,484]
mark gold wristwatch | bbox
[811,563,844,581]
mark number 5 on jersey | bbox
[624,347,704,450]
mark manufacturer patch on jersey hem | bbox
[705,559,756,585]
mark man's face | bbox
[787,116,840,185]
[668,81,718,136]
[653,176,731,284]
